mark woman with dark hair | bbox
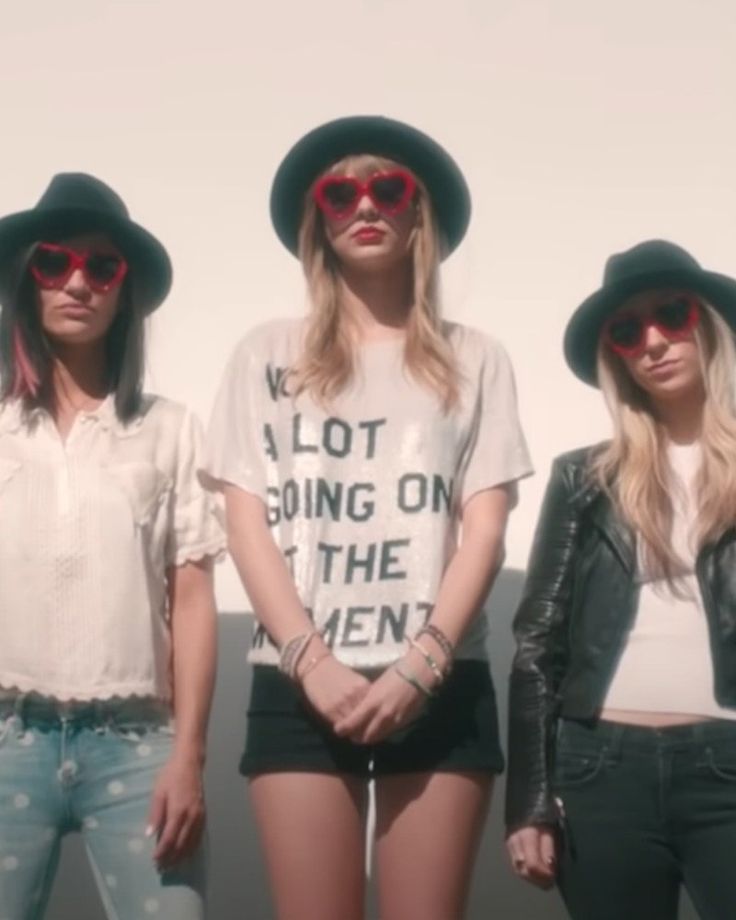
[205,116,533,920]
[0,173,224,919]
[506,240,736,919]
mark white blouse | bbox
[0,395,225,702]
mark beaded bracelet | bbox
[279,630,318,680]
[393,663,434,698]
[406,636,447,683]
[415,624,455,671]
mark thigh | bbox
[75,724,205,920]
[554,723,679,920]
[675,736,736,920]
[249,772,368,920]
[374,771,492,920]
[0,715,63,920]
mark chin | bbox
[340,246,408,273]
[648,376,702,402]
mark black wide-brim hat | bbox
[270,115,471,258]
[0,172,172,314]
[564,239,736,386]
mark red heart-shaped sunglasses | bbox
[29,243,128,293]
[604,296,701,357]
[313,170,416,221]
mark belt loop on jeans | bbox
[604,720,625,758]
[12,693,28,736]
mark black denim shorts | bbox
[240,660,504,777]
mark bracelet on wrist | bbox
[406,636,447,684]
[393,663,435,698]
[299,648,332,682]
[415,624,455,672]
[279,630,318,680]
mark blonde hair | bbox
[289,154,460,410]
[591,300,736,584]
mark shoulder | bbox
[442,322,514,375]
[549,443,609,495]
[132,395,201,441]
[0,399,24,436]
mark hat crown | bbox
[604,239,702,288]
[35,173,130,220]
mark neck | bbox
[50,343,109,412]
[652,389,705,444]
[338,261,413,340]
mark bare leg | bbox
[374,772,492,920]
[249,773,368,920]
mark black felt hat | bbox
[564,239,736,385]
[270,115,471,258]
[0,172,172,313]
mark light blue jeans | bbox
[0,696,206,920]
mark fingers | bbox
[539,827,557,873]
[333,698,371,736]
[146,790,166,842]
[153,804,205,868]
[507,827,557,890]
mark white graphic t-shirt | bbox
[205,318,533,668]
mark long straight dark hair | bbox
[0,244,145,422]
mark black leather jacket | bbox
[505,446,736,832]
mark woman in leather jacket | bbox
[505,239,736,920]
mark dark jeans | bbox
[553,717,736,920]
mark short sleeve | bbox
[202,336,269,501]
[460,336,534,505]
[166,409,227,567]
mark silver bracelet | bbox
[393,663,434,698]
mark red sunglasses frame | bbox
[29,242,128,293]
[313,169,417,220]
[604,296,701,358]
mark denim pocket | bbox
[553,748,607,788]
[703,744,736,782]
[106,718,174,744]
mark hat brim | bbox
[0,207,172,314]
[564,267,736,386]
[270,116,471,258]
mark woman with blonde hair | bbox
[205,115,532,920]
[506,240,736,919]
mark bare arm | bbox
[425,483,514,646]
[224,484,370,724]
[336,483,514,743]
[148,558,217,868]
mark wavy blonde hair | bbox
[591,300,736,583]
[289,154,460,410]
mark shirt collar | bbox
[0,394,147,438]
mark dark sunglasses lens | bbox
[608,315,643,349]
[370,175,409,207]
[32,248,71,280]
[85,253,124,285]
[322,181,359,213]
[655,299,692,331]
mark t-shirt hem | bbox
[246,648,490,668]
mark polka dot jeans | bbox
[0,698,205,920]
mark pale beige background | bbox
[1,3,731,917]
[1,0,734,608]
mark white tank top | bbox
[603,441,736,720]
